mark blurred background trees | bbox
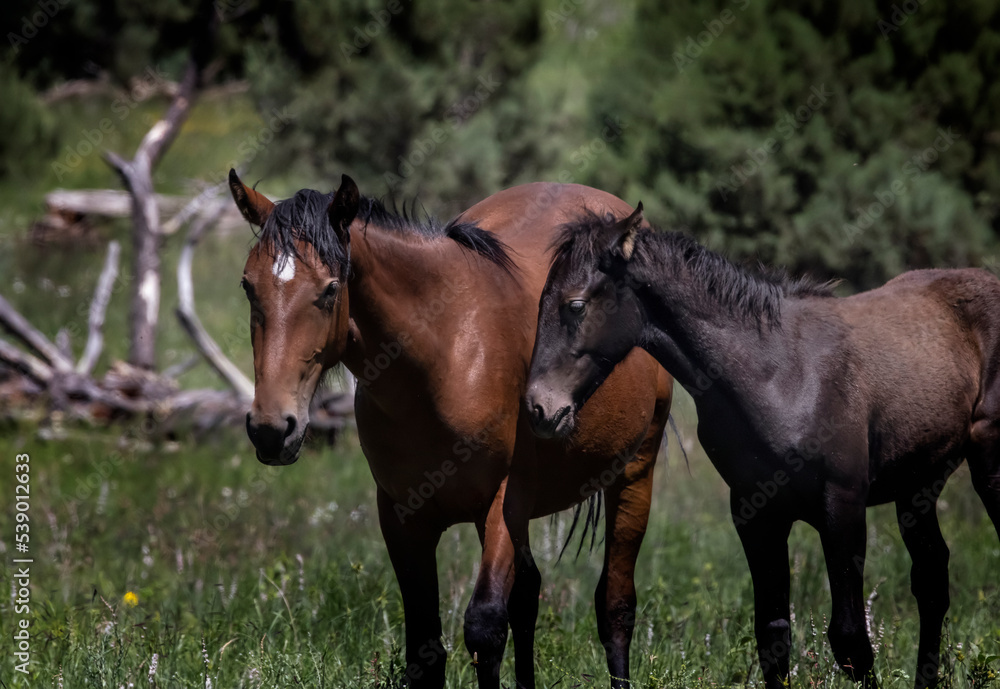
[3,0,1000,290]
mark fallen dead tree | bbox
[0,215,353,440]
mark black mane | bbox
[553,210,834,325]
[255,189,516,276]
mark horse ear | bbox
[618,202,643,261]
[329,174,360,244]
[228,169,274,226]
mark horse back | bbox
[835,269,1000,484]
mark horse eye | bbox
[322,281,340,300]
[567,299,587,315]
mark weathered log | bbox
[44,189,189,220]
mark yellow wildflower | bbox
[123,591,138,607]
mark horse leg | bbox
[508,538,541,689]
[969,413,1000,535]
[896,486,949,689]
[465,475,532,689]
[819,490,877,686]
[597,444,657,688]
[732,499,793,689]
[376,487,446,689]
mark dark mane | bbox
[255,189,516,276]
[552,210,834,325]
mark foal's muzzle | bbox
[246,411,303,465]
[525,383,576,440]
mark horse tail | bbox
[556,413,685,562]
[557,491,603,562]
[666,412,690,474]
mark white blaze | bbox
[273,253,295,282]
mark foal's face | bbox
[525,207,645,439]
[230,171,359,465]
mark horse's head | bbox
[525,204,646,439]
[230,170,359,465]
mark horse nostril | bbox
[284,414,297,439]
[531,403,545,425]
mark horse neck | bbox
[630,239,786,403]
[341,223,479,393]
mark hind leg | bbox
[969,412,1000,534]
[595,369,669,689]
[896,484,950,689]
[819,488,877,687]
[597,443,657,688]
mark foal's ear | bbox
[617,202,644,261]
[329,174,360,245]
[229,169,275,226]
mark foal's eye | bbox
[566,299,587,315]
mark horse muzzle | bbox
[246,411,304,465]
[525,384,577,440]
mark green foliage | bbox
[0,68,58,181]
[6,0,1000,288]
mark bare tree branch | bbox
[175,200,254,401]
[0,337,54,385]
[77,240,122,376]
[0,294,73,373]
[102,0,219,370]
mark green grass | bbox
[2,388,1000,688]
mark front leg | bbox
[732,494,793,689]
[465,475,533,689]
[377,488,446,688]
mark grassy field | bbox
[2,88,1000,688]
[2,387,1000,688]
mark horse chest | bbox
[355,393,514,523]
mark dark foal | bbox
[230,172,674,689]
[525,205,1000,689]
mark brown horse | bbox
[525,205,1000,689]
[228,170,673,689]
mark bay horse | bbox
[525,205,1000,689]
[227,170,674,689]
